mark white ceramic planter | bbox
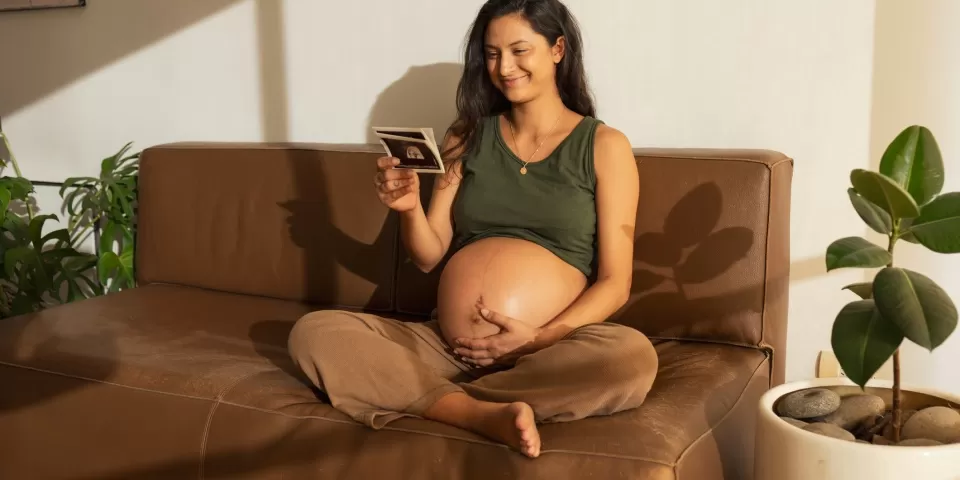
[755,377,960,480]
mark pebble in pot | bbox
[776,388,841,419]
[780,417,808,428]
[821,394,886,430]
[802,422,855,441]
[901,406,960,444]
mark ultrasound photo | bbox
[379,135,442,170]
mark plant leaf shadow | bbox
[614,182,763,340]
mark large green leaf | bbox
[28,214,58,249]
[843,282,874,299]
[108,241,136,292]
[873,267,958,350]
[41,229,71,249]
[97,250,134,291]
[4,246,36,280]
[826,237,891,271]
[848,188,892,234]
[58,176,96,198]
[0,177,34,201]
[99,219,117,256]
[898,217,921,244]
[832,299,904,389]
[879,125,944,206]
[52,255,100,302]
[0,187,10,220]
[850,169,921,219]
[909,192,960,253]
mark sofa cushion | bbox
[206,340,768,480]
[1,284,769,479]
[0,284,316,479]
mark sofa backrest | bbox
[137,143,792,383]
[136,143,399,312]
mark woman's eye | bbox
[514,49,527,55]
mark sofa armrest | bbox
[609,148,793,385]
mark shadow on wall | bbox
[365,62,464,145]
[612,181,784,341]
[0,0,243,118]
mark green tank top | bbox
[451,114,602,277]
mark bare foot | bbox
[475,402,541,458]
[424,394,541,458]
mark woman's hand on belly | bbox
[452,300,547,368]
[435,237,587,351]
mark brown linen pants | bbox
[288,309,658,429]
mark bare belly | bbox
[435,237,588,347]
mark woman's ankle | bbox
[423,392,481,428]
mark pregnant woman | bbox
[288,0,657,459]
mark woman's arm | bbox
[401,133,465,273]
[534,125,639,345]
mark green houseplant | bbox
[824,125,958,442]
[60,142,139,293]
[754,125,960,480]
[0,132,99,318]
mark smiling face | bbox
[484,13,565,105]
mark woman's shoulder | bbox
[590,122,635,174]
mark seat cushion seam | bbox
[198,369,270,480]
[672,356,768,477]
[634,153,791,166]
[0,359,220,403]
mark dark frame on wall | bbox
[0,0,85,12]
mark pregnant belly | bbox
[435,237,588,347]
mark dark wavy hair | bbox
[443,0,596,163]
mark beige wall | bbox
[1,1,891,385]
[867,0,960,394]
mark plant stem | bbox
[887,226,901,443]
[892,349,901,442]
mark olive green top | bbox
[451,114,603,277]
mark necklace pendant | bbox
[520,166,528,175]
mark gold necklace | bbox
[508,111,563,175]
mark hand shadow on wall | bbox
[615,182,760,338]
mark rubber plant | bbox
[60,142,139,293]
[0,132,99,318]
[825,125,959,442]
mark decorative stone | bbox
[872,434,893,445]
[822,394,886,430]
[777,388,842,419]
[802,422,855,441]
[898,438,944,447]
[901,406,960,444]
[780,416,808,428]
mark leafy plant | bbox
[825,125,959,442]
[60,142,139,293]
[0,132,99,318]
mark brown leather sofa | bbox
[0,143,792,479]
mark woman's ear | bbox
[552,36,566,64]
